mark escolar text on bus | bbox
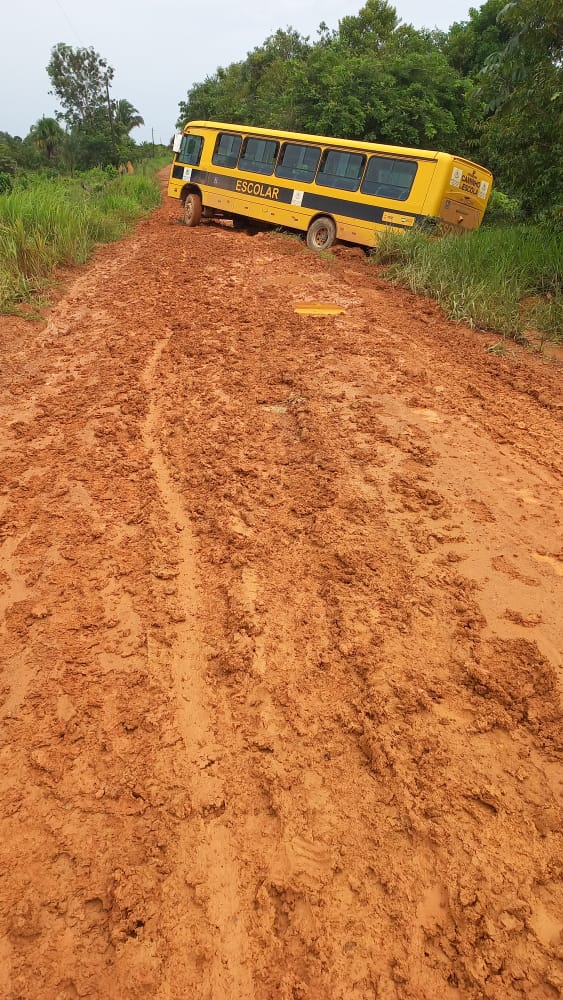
[235,179,280,200]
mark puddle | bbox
[294,302,346,316]
[532,552,563,576]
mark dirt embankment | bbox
[0,181,562,1000]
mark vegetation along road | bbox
[0,177,562,1000]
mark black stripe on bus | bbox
[301,191,419,226]
[176,168,422,229]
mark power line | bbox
[53,0,84,45]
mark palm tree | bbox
[114,100,145,134]
[28,117,65,161]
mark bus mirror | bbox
[173,133,182,153]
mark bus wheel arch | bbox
[306,215,336,252]
[182,186,202,227]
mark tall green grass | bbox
[371,224,562,342]
[0,169,161,312]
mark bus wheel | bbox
[184,193,202,227]
[306,216,336,251]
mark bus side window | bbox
[238,137,279,176]
[361,157,417,201]
[178,134,204,166]
[275,143,321,183]
[212,133,242,169]
[316,150,365,192]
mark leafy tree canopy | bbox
[442,0,509,78]
[47,43,114,128]
[476,0,562,213]
[177,2,468,151]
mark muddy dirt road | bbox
[0,182,562,1000]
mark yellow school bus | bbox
[168,121,493,250]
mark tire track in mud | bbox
[142,335,255,998]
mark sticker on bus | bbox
[382,211,415,227]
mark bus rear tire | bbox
[306,216,336,251]
[184,193,202,227]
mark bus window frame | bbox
[212,132,243,170]
[315,148,367,193]
[177,133,204,167]
[238,136,280,177]
[275,142,322,184]
[360,154,418,202]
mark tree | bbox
[47,43,114,128]
[28,117,66,161]
[0,140,17,176]
[66,109,116,170]
[177,29,311,130]
[176,1,467,149]
[338,0,399,52]
[476,0,563,213]
[46,44,146,169]
[442,0,509,78]
[46,43,118,166]
[114,99,144,133]
[288,3,466,147]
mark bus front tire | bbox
[306,216,336,251]
[184,193,202,227]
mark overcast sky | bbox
[3,0,475,145]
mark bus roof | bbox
[184,120,444,162]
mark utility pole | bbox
[105,74,117,164]
[151,127,155,157]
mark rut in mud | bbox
[0,180,562,1000]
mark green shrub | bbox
[483,190,521,226]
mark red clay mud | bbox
[0,178,562,1000]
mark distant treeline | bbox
[177,0,562,217]
[0,43,167,183]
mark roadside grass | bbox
[370,224,562,344]
[0,168,161,313]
